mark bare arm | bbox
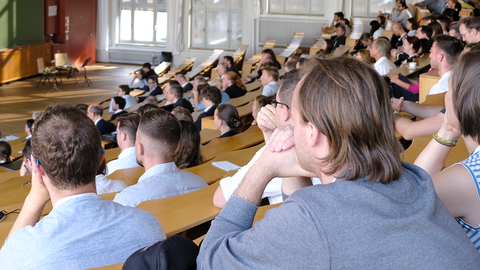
[391,96,443,118]
[394,112,443,140]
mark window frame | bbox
[352,0,395,17]
[190,0,243,50]
[267,0,325,16]
[118,0,168,46]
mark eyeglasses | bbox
[271,99,289,109]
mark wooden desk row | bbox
[185,50,224,81]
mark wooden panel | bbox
[419,71,440,104]
[0,41,53,84]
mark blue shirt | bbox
[0,195,165,269]
[113,162,208,207]
[199,91,230,110]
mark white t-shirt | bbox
[429,71,451,95]
[374,56,396,76]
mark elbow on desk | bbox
[213,185,227,208]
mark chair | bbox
[36,58,59,89]
[54,53,77,83]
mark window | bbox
[353,0,395,17]
[268,0,324,15]
[191,0,242,49]
[119,0,167,45]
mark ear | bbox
[120,131,127,142]
[306,122,321,147]
[99,151,105,166]
[472,29,478,36]
[31,153,47,185]
[138,141,145,157]
[281,105,291,122]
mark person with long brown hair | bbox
[174,120,203,169]
[223,71,247,98]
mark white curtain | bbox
[172,0,184,55]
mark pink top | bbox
[408,68,435,94]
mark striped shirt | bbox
[457,146,480,252]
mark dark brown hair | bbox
[216,104,242,130]
[174,120,203,169]
[32,103,102,189]
[262,66,279,81]
[434,34,465,66]
[137,103,158,116]
[202,85,222,105]
[296,57,402,184]
[139,108,181,153]
[460,16,480,31]
[0,141,12,163]
[117,113,140,144]
[119,84,131,95]
[170,84,184,99]
[451,51,480,143]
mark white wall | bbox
[96,0,378,67]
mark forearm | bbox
[8,193,48,237]
[403,102,443,119]
[395,113,443,140]
[414,138,453,175]
[235,161,273,206]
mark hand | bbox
[192,88,199,97]
[29,156,51,206]
[437,115,461,142]
[256,145,316,179]
[268,125,295,153]
[390,73,400,84]
[390,49,398,57]
[391,97,405,112]
[257,105,277,141]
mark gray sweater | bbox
[197,163,480,269]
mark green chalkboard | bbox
[0,0,44,49]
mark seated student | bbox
[214,104,242,138]
[105,113,141,176]
[213,71,300,208]
[355,49,375,64]
[429,35,464,95]
[175,120,203,169]
[443,5,461,24]
[95,157,127,195]
[76,104,88,114]
[223,55,241,77]
[429,21,444,37]
[108,96,128,122]
[437,14,451,34]
[284,60,297,73]
[392,0,412,29]
[415,0,446,15]
[196,79,229,112]
[141,62,157,78]
[324,11,344,33]
[223,71,247,99]
[197,57,480,269]
[351,33,373,55]
[174,72,193,92]
[449,24,463,40]
[87,104,116,135]
[137,75,160,103]
[165,82,194,113]
[333,23,347,49]
[370,38,396,75]
[389,68,435,102]
[339,18,352,37]
[370,20,382,40]
[25,119,34,140]
[391,22,407,49]
[244,49,281,82]
[391,36,421,66]
[260,66,280,96]
[172,106,194,122]
[20,140,32,176]
[459,16,480,45]
[195,85,222,130]
[113,108,207,207]
[0,141,12,163]
[414,51,480,252]
[416,25,434,55]
[406,18,419,36]
[251,94,274,126]
[109,85,137,113]
[0,103,165,269]
[137,103,158,116]
[129,70,147,90]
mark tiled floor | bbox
[0,63,138,135]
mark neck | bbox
[143,155,174,172]
[219,125,231,134]
[374,54,383,61]
[120,143,135,151]
[93,116,101,122]
[50,182,97,206]
[204,101,214,109]
[437,65,450,77]
[463,136,479,155]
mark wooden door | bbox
[66,0,97,67]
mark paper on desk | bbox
[0,135,20,142]
[212,161,241,171]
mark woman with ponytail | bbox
[214,104,243,138]
[223,71,247,98]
